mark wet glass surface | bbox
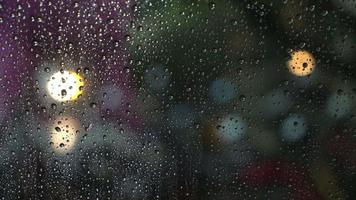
[1,0,356,199]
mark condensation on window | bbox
[1,0,356,199]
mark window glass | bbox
[1,0,355,199]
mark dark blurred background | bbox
[1,0,356,199]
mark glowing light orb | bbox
[209,79,237,104]
[280,114,307,142]
[326,92,352,119]
[217,114,246,142]
[99,85,124,111]
[50,116,79,154]
[46,70,84,102]
[287,50,316,76]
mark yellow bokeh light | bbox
[50,116,79,154]
[287,50,316,76]
[46,70,84,102]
